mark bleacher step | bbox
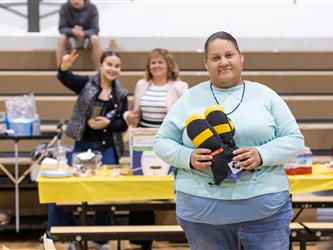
[1,70,333,95]
[2,50,333,70]
[1,95,332,121]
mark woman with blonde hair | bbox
[124,48,188,128]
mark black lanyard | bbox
[209,81,246,115]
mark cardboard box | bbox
[129,128,173,176]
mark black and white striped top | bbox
[139,83,167,128]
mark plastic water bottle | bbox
[57,145,67,170]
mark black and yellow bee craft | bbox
[185,105,238,185]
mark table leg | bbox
[300,239,307,250]
[81,202,89,225]
[292,207,304,222]
[0,164,16,183]
[14,140,20,233]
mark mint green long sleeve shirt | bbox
[154,81,304,200]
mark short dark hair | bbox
[100,50,121,64]
[204,31,240,58]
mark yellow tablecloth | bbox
[38,165,333,203]
[38,167,174,203]
[289,164,333,194]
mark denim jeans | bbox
[177,199,293,250]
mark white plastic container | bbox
[284,147,313,175]
[72,150,102,176]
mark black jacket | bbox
[58,69,128,157]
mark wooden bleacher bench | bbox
[292,193,333,209]
[2,70,333,95]
[2,95,332,121]
[291,193,333,223]
[50,225,185,241]
[51,225,185,250]
[50,222,333,250]
[2,50,333,71]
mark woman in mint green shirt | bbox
[154,31,304,250]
